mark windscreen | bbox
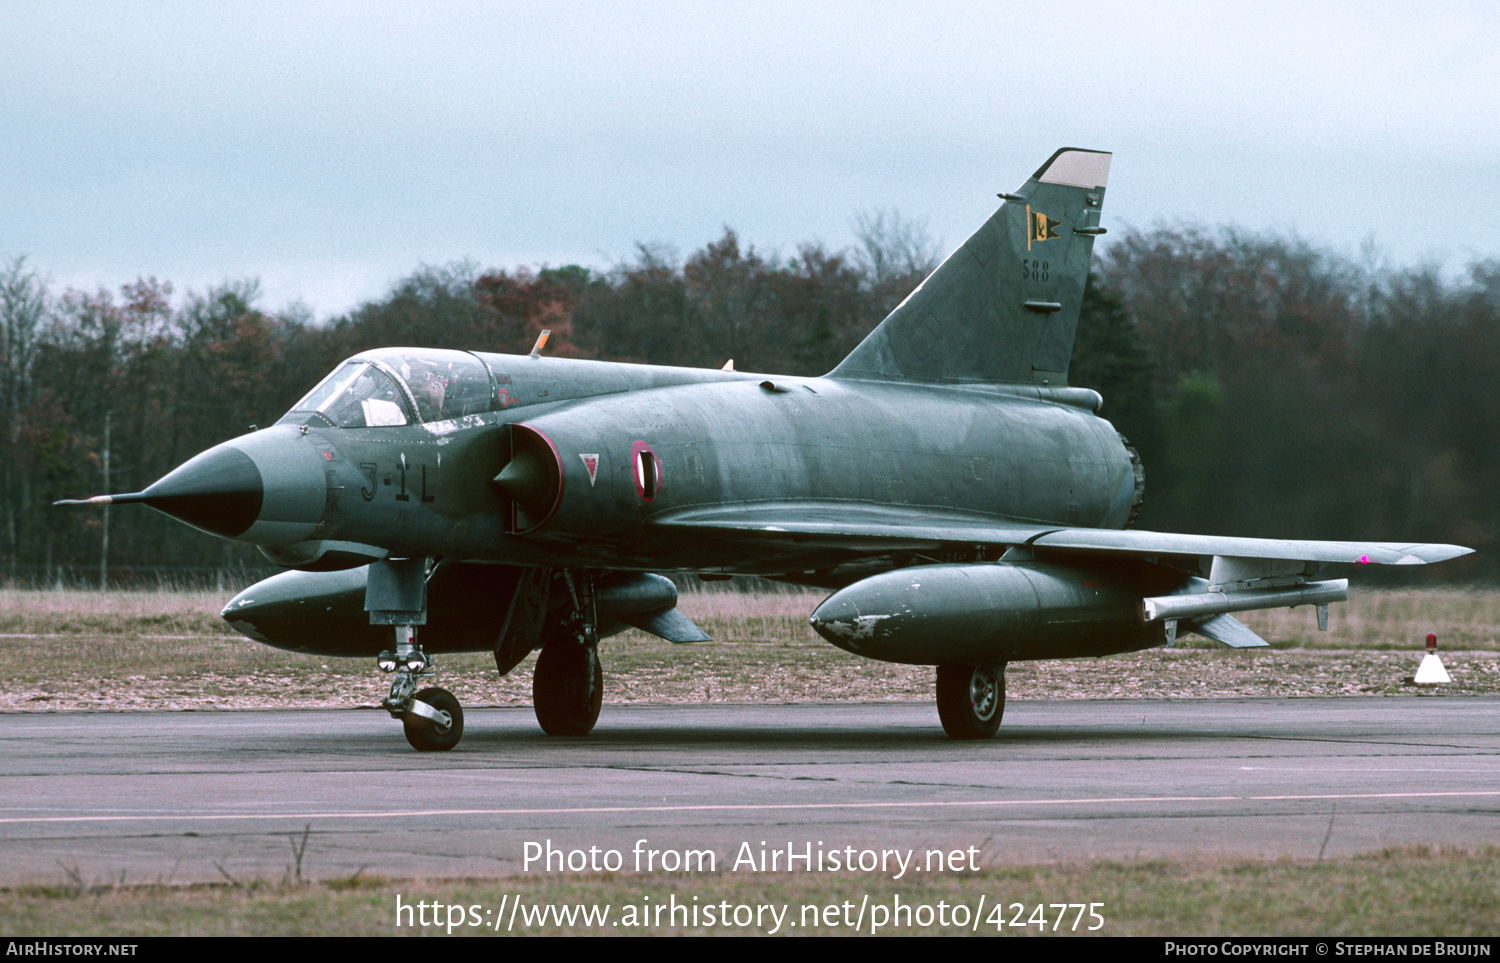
[288,361,415,428]
[363,349,494,422]
[288,349,494,427]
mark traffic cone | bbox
[1414,632,1451,685]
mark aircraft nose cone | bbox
[142,445,263,538]
[142,427,328,545]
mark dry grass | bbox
[0,586,1496,711]
[1238,588,1500,650]
[0,587,232,637]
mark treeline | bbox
[1,219,1494,582]
[1093,229,1497,585]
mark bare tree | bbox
[851,210,940,289]
[0,257,47,574]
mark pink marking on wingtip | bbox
[1357,554,1371,564]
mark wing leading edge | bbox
[650,502,1472,567]
[1028,528,1471,566]
[656,503,1470,653]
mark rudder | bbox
[830,148,1111,386]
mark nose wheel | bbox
[368,559,467,751]
[402,686,464,751]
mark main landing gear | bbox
[532,571,603,736]
[935,661,1006,739]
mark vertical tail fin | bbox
[830,148,1110,386]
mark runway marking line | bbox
[1240,766,1500,773]
[2,790,1499,826]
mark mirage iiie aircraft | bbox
[61,149,1471,750]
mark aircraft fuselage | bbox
[254,353,1137,575]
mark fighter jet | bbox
[60,149,1471,750]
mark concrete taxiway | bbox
[0,698,1496,885]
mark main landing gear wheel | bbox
[403,686,464,751]
[935,662,1005,739]
[533,642,603,736]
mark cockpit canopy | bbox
[286,348,494,428]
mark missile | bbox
[1140,580,1347,622]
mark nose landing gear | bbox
[378,627,465,751]
[368,558,466,751]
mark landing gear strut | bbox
[935,661,1005,739]
[369,557,465,751]
[378,627,464,751]
[533,571,603,736]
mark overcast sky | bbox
[5,1,1498,319]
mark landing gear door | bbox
[494,566,552,675]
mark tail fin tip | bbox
[830,147,1112,386]
[1035,148,1112,189]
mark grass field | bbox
[5,584,1498,649]
[0,586,1496,710]
[1,847,1495,936]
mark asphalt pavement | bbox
[0,697,1496,885]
